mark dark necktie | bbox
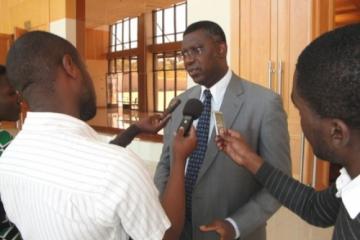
[185,89,212,221]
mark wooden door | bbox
[239,0,277,89]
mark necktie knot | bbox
[203,89,212,100]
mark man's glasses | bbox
[180,46,204,60]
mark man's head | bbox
[6,31,96,121]
[292,23,360,166]
[0,65,20,121]
[182,21,228,88]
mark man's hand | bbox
[172,127,197,161]
[199,219,236,240]
[135,114,171,134]
[215,129,263,174]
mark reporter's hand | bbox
[135,114,171,134]
[199,219,236,240]
[215,129,263,174]
[173,127,197,161]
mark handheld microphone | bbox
[178,98,203,136]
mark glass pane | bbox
[165,71,175,107]
[116,73,123,107]
[130,18,138,42]
[111,45,115,52]
[116,23,122,45]
[156,36,163,44]
[164,34,175,43]
[115,23,122,51]
[130,41,138,49]
[111,25,116,46]
[176,52,184,69]
[122,73,130,104]
[117,73,123,105]
[156,10,163,36]
[155,72,165,111]
[110,59,115,72]
[116,59,123,73]
[123,58,130,72]
[155,53,164,70]
[124,20,130,49]
[131,58,138,72]
[176,70,187,93]
[176,33,183,41]
[164,7,174,35]
[176,4,186,33]
[165,56,175,70]
[131,72,138,109]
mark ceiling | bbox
[335,0,360,27]
[85,0,183,28]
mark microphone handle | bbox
[178,115,193,136]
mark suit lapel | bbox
[195,74,245,184]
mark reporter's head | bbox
[6,31,97,121]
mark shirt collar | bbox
[200,68,232,106]
[335,167,360,219]
[22,112,100,141]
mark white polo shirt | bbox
[0,112,170,240]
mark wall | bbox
[85,26,109,107]
[0,0,76,35]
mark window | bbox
[110,17,138,52]
[153,2,187,44]
[152,2,187,112]
[108,57,139,110]
[108,17,139,110]
[153,52,187,111]
[106,2,187,112]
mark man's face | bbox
[77,62,97,121]
[181,29,225,88]
[292,77,341,165]
[0,75,20,121]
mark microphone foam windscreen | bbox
[182,98,203,120]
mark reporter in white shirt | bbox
[0,31,196,240]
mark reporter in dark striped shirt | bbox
[214,23,360,240]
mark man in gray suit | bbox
[154,21,291,240]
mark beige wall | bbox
[86,60,108,107]
[0,0,76,34]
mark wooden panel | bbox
[239,0,272,88]
[0,33,13,64]
[85,28,109,60]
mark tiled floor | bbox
[267,207,333,240]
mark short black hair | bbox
[0,65,5,76]
[6,31,82,96]
[184,20,226,43]
[296,23,360,129]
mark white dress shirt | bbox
[0,112,170,240]
[336,168,360,219]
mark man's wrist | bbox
[225,218,240,239]
[244,152,264,175]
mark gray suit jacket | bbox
[154,73,291,240]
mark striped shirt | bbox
[256,162,360,240]
[0,112,170,240]
[0,130,21,240]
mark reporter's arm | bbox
[161,127,196,240]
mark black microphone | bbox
[178,98,203,136]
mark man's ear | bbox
[217,42,227,58]
[62,54,77,79]
[329,119,350,147]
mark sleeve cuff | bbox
[225,218,240,239]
